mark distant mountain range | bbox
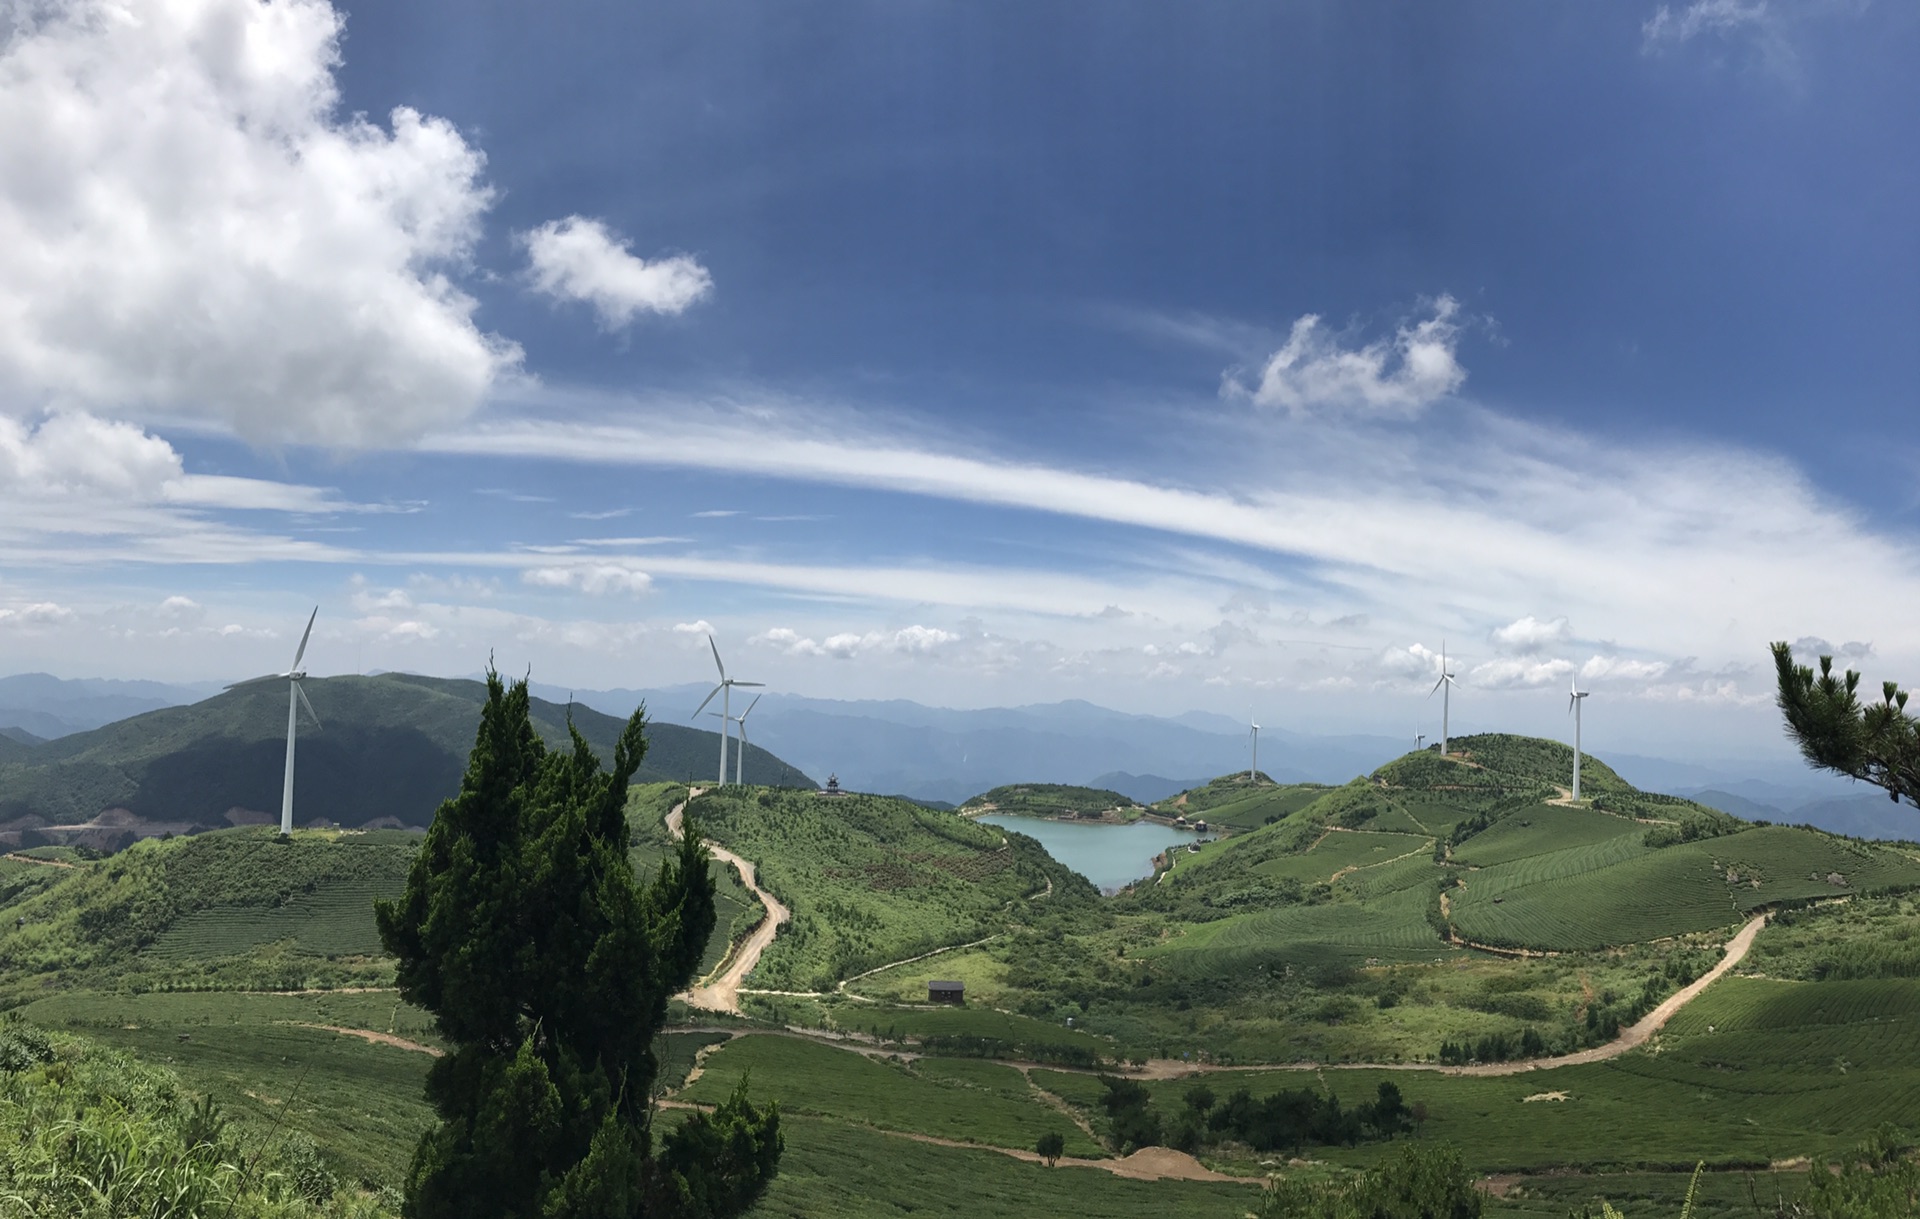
[0,673,218,740]
[3,670,1913,843]
[523,682,1407,806]
[0,674,812,850]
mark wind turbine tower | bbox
[692,634,763,786]
[227,607,321,835]
[1568,675,1591,802]
[707,693,763,786]
[1428,643,1458,756]
[1248,715,1260,781]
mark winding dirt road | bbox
[668,792,790,1015]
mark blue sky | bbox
[0,0,1915,762]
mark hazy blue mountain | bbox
[1685,789,1787,822]
[0,672,213,739]
[1784,794,1920,843]
[527,682,1403,804]
[1088,772,1208,804]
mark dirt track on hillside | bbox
[290,1023,442,1056]
[669,792,791,1015]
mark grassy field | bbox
[679,1033,1103,1157]
[1449,824,1920,951]
[667,1109,1257,1218]
[20,990,437,1189]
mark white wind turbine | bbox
[1428,642,1458,757]
[691,634,762,786]
[1568,674,1591,802]
[227,607,320,836]
[1248,715,1260,782]
[707,693,762,786]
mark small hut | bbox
[927,980,965,1005]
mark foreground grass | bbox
[0,1023,397,1217]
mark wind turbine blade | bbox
[225,674,283,689]
[291,606,318,671]
[708,633,726,681]
[739,694,761,721]
[691,683,723,719]
[295,680,320,728]
[733,681,765,688]
[1429,676,1445,696]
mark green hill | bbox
[959,782,1143,819]
[1155,777,1334,830]
[828,734,1920,1070]
[0,673,813,844]
[646,786,1096,994]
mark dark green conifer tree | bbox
[376,670,780,1218]
[1773,641,1920,805]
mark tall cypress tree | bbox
[376,670,780,1218]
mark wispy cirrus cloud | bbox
[414,382,1920,706]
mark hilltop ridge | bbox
[0,674,813,847]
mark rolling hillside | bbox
[959,782,1144,819]
[0,673,813,844]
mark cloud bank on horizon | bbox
[0,0,1913,762]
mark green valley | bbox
[6,724,1920,1216]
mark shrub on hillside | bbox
[0,1023,380,1217]
[1255,1141,1481,1219]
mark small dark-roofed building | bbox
[927,980,965,1005]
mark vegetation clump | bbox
[0,1021,387,1218]
[1096,1075,1415,1155]
[375,671,780,1218]
[1254,1140,1481,1219]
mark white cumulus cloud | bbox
[521,564,653,597]
[522,216,712,329]
[752,624,960,660]
[1234,296,1467,416]
[1490,615,1571,654]
[1579,655,1672,683]
[1470,656,1575,689]
[0,413,181,496]
[0,0,519,446]
[0,600,74,626]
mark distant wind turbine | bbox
[1428,642,1457,757]
[707,693,762,786]
[227,607,320,835]
[1415,728,1426,753]
[1248,715,1260,781]
[691,634,762,786]
[1568,675,1590,802]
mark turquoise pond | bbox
[974,814,1205,892]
